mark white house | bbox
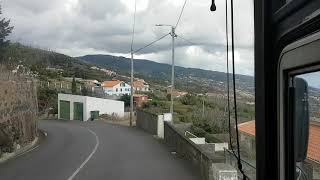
[58,94,124,121]
[133,80,150,92]
[102,80,131,96]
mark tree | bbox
[38,87,58,114]
[0,5,13,60]
[120,94,131,107]
[81,86,89,96]
[71,77,77,94]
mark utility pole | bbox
[130,51,134,127]
[170,26,176,115]
[202,98,205,117]
[130,0,136,127]
[156,24,177,116]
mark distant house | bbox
[167,88,188,98]
[133,94,149,108]
[133,80,150,92]
[100,69,116,76]
[82,79,101,87]
[90,66,100,70]
[102,80,131,96]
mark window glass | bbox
[294,71,320,180]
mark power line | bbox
[122,33,170,59]
[175,0,188,30]
[133,33,170,54]
[130,0,137,52]
[177,35,198,46]
[230,0,247,178]
[177,35,217,55]
[225,0,236,157]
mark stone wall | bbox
[136,110,159,135]
[164,121,225,180]
[0,69,38,154]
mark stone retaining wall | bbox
[136,110,159,135]
[164,121,225,180]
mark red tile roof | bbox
[238,121,256,136]
[308,121,320,162]
[102,80,121,87]
[238,120,320,162]
[133,81,146,88]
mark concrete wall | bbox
[0,72,38,154]
[136,110,159,135]
[136,110,237,180]
[58,94,124,121]
[136,110,165,138]
[86,96,124,120]
[164,121,225,180]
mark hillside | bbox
[0,43,109,82]
[77,55,255,94]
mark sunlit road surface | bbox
[0,120,201,180]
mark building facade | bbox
[102,80,131,96]
[133,94,149,108]
[133,80,150,92]
[58,94,124,121]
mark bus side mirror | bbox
[294,78,310,162]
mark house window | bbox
[121,88,123,92]
[116,88,118,92]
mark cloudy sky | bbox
[1,0,254,76]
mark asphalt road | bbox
[0,120,201,180]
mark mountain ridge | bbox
[77,54,255,93]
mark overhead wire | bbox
[175,0,188,30]
[130,0,137,52]
[230,0,247,179]
[177,35,216,55]
[225,0,236,157]
[133,33,170,54]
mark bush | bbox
[120,94,131,107]
[205,133,220,143]
[190,125,206,137]
[180,94,198,105]
[38,87,58,114]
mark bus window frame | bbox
[278,30,320,180]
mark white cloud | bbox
[1,0,254,75]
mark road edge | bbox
[0,129,46,164]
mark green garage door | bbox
[90,111,99,121]
[74,102,84,121]
[60,100,70,120]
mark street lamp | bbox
[156,24,177,116]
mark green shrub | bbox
[190,125,206,137]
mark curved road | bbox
[0,120,201,180]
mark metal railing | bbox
[185,130,198,138]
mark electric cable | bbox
[225,0,236,156]
[175,0,188,30]
[131,0,137,52]
[230,0,247,179]
[133,33,170,54]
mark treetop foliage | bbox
[0,5,13,47]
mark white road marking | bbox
[67,128,100,180]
